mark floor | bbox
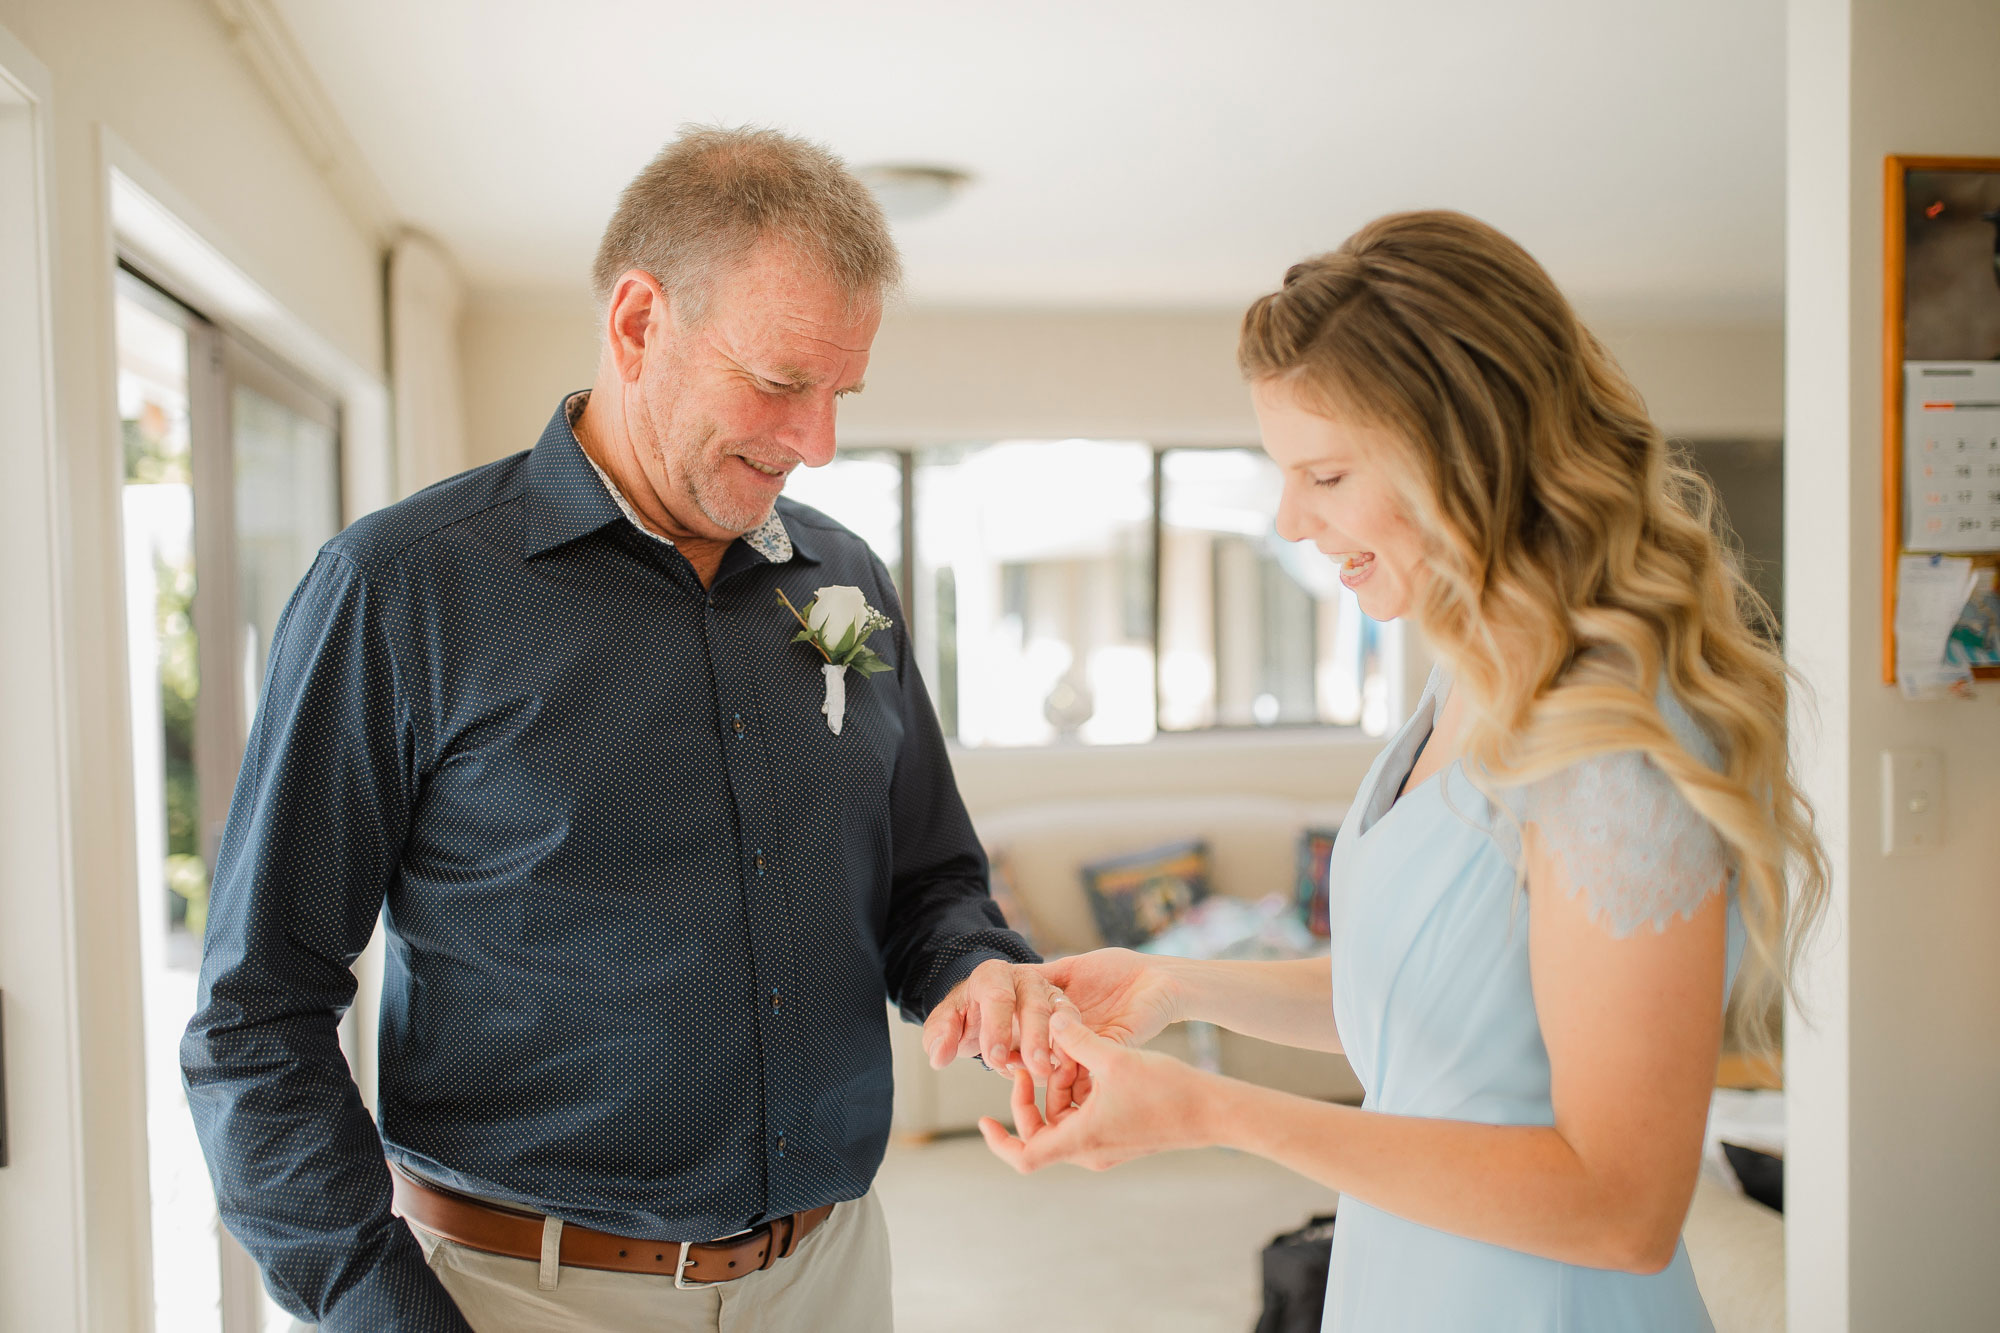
[874,1133,1340,1333]
[877,1134,1785,1333]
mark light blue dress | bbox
[1322,668,1745,1332]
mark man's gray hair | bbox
[591,124,902,323]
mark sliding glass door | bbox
[116,266,341,1333]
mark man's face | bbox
[627,241,880,539]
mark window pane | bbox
[233,379,341,732]
[1159,447,1393,736]
[915,440,1155,746]
[117,277,224,1333]
[779,449,903,574]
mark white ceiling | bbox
[273,0,1785,319]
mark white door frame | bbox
[0,20,88,1332]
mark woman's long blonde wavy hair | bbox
[1240,210,1826,1046]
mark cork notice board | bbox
[1883,155,2000,684]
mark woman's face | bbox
[1253,377,1430,623]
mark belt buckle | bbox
[673,1240,698,1290]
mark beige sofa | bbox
[890,793,1362,1138]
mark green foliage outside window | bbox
[124,399,209,936]
[156,550,206,935]
[123,406,190,486]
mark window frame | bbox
[831,439,1399,746]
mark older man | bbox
[183,127,1065,1333]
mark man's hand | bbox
[922,949,1186,1122]
[924,959,1070,1080]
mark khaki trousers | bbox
[412,1189,893,1333]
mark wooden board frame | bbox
[1882,154,2000,684]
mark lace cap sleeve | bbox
[1499,692,1732,938]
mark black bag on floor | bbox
[1254,1211,1337,1333]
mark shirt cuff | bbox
[913,930,1040,1021]
[315,1234,474,1333]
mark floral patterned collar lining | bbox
[563,391,794,564]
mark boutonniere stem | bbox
[778,586,894,735]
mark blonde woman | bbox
[968,211,1826,1330]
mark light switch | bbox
[1881,749,1944,856]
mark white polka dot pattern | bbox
[180,397,1034,1329]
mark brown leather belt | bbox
[389,1162,834,1286]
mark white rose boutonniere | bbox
[777,585,894,735]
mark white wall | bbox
[1595,321,1785,439]
[948,727,1384,816]
[0,1,386,1326]
[461,293,1783,465]
[461,290,603,458]
[1786,2,2000,1330]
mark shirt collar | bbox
[742,511,795,563]
[522,392,799,565]
[521,396,625,558]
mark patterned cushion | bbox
[1295,826,1341,937]
[1080,840,1211,948]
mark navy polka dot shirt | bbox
[180,396,1035,1330]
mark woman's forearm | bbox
[1159,957,1343,1053]
[1202,1078,1690,1274]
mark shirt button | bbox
[733,714,745,736]
[775,1134,788,1156]
[770,987,781,1014]
[754,851,766,874]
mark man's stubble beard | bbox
[654,415,776,537]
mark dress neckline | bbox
[1358,669,1455,837]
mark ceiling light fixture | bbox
[855,164,972,223]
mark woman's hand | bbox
[1027,948,1185,1116]
[1034,948,1184,1048]
[978,1008,1218,1172]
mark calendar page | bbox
[1905,361,2000,553]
